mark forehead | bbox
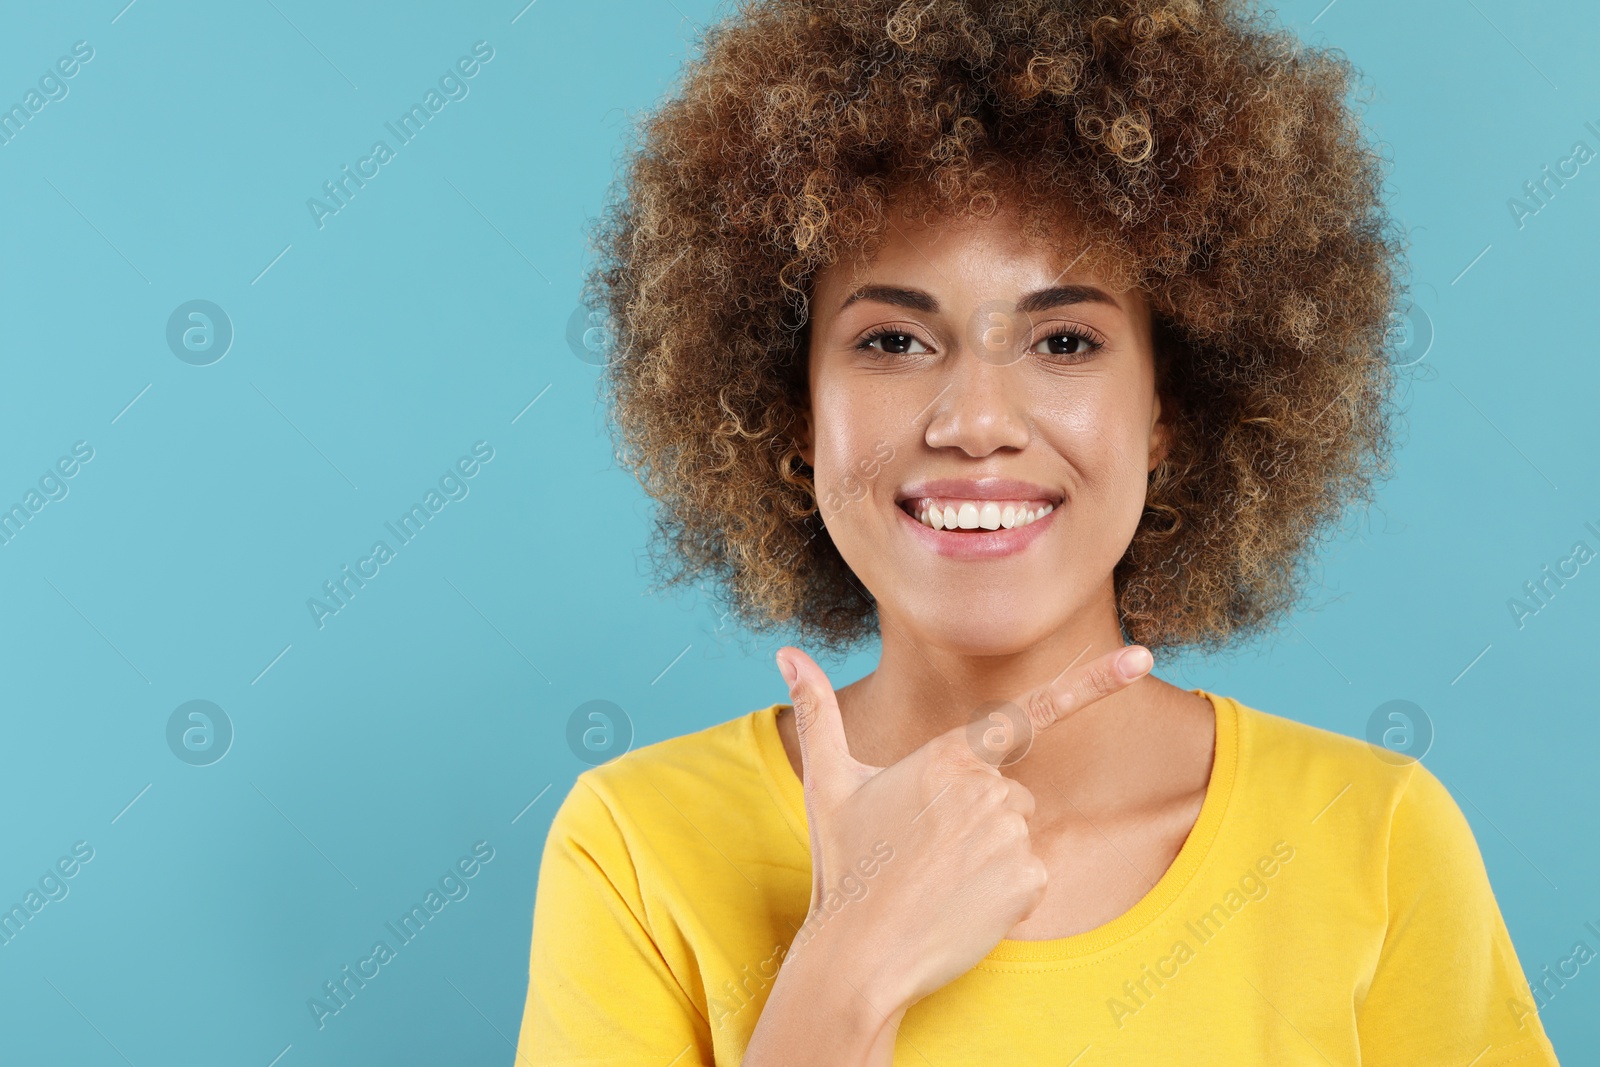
[810,196,1143,320]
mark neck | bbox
[835,576,1143,772]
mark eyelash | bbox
[854,324,1106,363]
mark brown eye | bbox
[1031,330,1102,361]
[857,329,931,357]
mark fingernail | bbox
[776,651,798,687]
[1117,646,1153,680]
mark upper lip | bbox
[894,477,1063,505]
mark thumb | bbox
[776,646,866,805]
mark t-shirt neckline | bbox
[749,688,1240,964]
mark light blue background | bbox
[0,0,1594,1063]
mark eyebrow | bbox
[837,283,1120,316]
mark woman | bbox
[516,0,1563,1063]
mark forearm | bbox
[742,927,908,1067]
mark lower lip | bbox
[895,502,1059,559]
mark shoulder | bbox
[1233,693,1397,772]
[1222,693,1451,837]
[579,705,771,798]
[545,703,796,859]
[1215,693,1498,921]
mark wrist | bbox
[783,914,915,1025]
[746,939,908,1067]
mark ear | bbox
[1146,360,1178,475]
[797,405,815,468]
[1145,390,1171,470]
[1145,322,1176,473]
[1148,389,1176,473]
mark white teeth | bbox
[909,499,1055,532]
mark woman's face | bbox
[799,198,1172,656]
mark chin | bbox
[901,603,1056,659]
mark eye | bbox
[855,328,932,357]
[1030,328,1104,362]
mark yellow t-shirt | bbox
[514,690,1562,1065]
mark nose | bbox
[921,348,1031,457]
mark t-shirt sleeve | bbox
[514,775,713,1066]
[1356,760,1562,1066]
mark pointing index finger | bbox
[1029,644,1152,733]
[974,644,1153,763]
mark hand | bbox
[773,642,1155,1015]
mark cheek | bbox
[1036,388,1159,555]
[809,395,898,517]
[816,446,895,527]
[1041,388,1154,487]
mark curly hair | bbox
[585,0,1406,658]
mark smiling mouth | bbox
[897,497,1056,531]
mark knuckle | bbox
[1024,858,1049,893]
[933,733,977,774]
[792,696,817,736]
[977,777,1010,808]
[1023,688,1059,732]
[1083,661,1120,698]
[793,701,810,731]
